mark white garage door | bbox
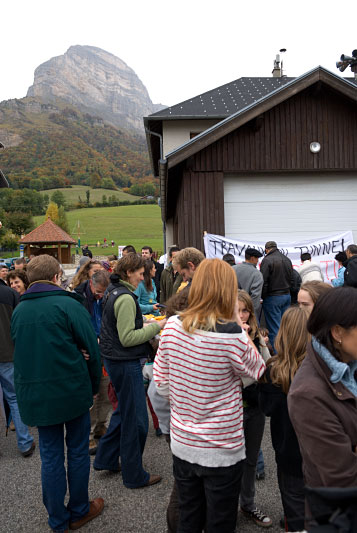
[224,173,357,242]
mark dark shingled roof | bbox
[149,75,357,120]
[20,217,76,244]
[149,77,296,119]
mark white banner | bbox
[203,231,353,282]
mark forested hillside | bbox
[0,98,156,191]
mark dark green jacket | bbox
[160,264,183,304]
[11,282,102,427]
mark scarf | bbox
[312,337,357,397]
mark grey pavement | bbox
[0,415,284,533]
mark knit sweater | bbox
[154,315,266,467]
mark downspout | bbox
[145,128,167,253]
[159,158,168,254]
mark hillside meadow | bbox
[33,204,164,256]
[45,185,138,205]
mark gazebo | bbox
[20,217,76,263]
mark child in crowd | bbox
[237,290,272,528]
[259,306,309,532]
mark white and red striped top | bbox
[153,315,266,467]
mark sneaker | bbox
[22,441,36,458]
[69,498,104,530]
[241,507,272,528]
[256,471,265,481]
[155,427,163,437]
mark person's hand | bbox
[81,349,90,361]
[241,322,250,333]
[153,303,160,311]
[157,318,167,329]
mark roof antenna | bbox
[272,48,287,78]
[336,50,357,80]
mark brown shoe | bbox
[69,498,104,530]
[89,439,97,456]
[94,427,107,439]
[22,441,36,457]
[145,474,162,487]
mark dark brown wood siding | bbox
[172,170,224,250]
[190,85,357,172]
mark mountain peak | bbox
[27,45,162,131]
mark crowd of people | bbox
[0,240,357,533]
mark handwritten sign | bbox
[203,231,353,282]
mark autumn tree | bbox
[45,201,59,222]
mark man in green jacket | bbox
[159,246,182,303]
[11,254,104,533]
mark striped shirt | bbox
[153,315,266,467]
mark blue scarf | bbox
[312,337,357,397]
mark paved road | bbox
[0,415,284,532]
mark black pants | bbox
[277,466,305,531]
[173,455,244,533]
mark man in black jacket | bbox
[260,241,293,348]
[344,244,357,288]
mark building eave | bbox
[165,66,357,170]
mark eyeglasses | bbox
[93,289,105,296]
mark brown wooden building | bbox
[145,67,357,251]
[20,217,76,263]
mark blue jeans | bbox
[262,294,291,349]
[0,362,33,453]
[94,358,150,488]
[256,448,265,475]
[37,412,90,532]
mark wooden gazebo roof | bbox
[20,217,76,245]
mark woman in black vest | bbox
[94,253,166,488]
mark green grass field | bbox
[33,204,164,256]
[45,185,138,205]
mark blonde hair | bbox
[180,258,237,332]
[173,247,205,270]
[237,289,259,340]
[268,306,309,394]
[300,280,333,305]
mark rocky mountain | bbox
[27,45,164,132]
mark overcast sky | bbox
[1,0,356,107]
